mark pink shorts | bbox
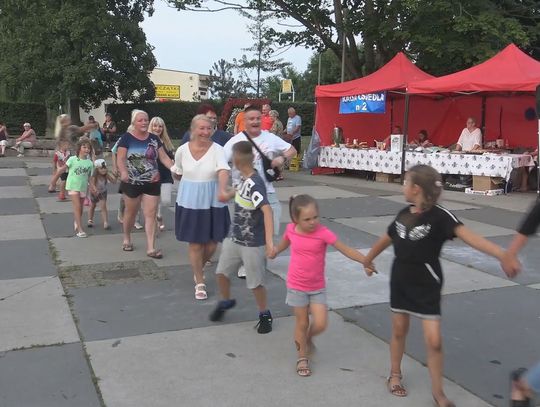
[67,190,87,198]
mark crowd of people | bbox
[13,104,539,407]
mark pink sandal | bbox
[195,283,207,300]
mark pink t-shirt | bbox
[285,223,337,291]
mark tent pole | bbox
[400,93,410,184]
[537,118,540,196]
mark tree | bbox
[0,0,157,123]
[167,0,537,80]
[208,59,246,100]
[236,8,291,96]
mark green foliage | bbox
[168,0,539,80]
[0,0,156,115]
[107,101,224,138]
[0,102,47,137]
[271,102,315,138]
[106,100,315,138]
[208,59,249,100]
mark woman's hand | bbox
[266,243,276,259]
[119,170,129,183]
[271,156,285,168]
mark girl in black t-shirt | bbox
[363,164,519,407]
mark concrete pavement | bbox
[0,156,538,406]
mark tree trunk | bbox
[68,98,82,125]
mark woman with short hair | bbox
[116,109,174,258]
[172,114,231,300]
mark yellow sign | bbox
[281,79,293,93]
[155,84,180,99]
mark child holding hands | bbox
[271,194,373,377]
[64,138,94,238]
[363,165,519,407]
[209,141,275,334]
[87,159,116,230]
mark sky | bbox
[140,0,314,76]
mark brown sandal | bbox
[387,372,407,397]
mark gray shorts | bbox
[216,238,266,289]
[286,288,327,307]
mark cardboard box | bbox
[465,188,505,196]
[390,134,404,152]
[472,176,504,191]
[376,172,400,183]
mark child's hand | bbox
[218,186,234,203]
[266,244,276,259]
[500,251,521,278]
[363,261,377,276]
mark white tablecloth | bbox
[318,147,535,180]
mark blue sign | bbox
[339,92,386,114]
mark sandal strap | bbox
[387,372,403,380]
[195,283,207,290]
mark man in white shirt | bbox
[283,107,302,155]
[224,106,297,278]
[455,117,482,151]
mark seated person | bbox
[381,125,403,149]
[455,117,482,151]
[410,129,433,148]
[516,147,538,192]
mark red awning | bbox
[315,52,434,98]
[408,44,540,94]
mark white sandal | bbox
[194,283,207,300]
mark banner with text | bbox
[339,92,386,114]
[155,84,181,99]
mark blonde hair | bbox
[189,114,214,141]
[149,116,174,151]
[128,109,148,133]
[54,114,70,139]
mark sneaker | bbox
[134,221,143,230]
[237,266,247,279]
[16,154,23,158]
[209,299,236,322]
[255,311,273,334]
[57,192,66,201]
[76,231,88,238]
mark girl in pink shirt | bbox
[272,194,374,377]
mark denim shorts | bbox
[526,361,540,393]
[286,288,327,307]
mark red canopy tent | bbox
[407,44,540,148]
[314,52,435,146]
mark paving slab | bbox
[0,176,27,186]
[275,185,367,201]
[0,239,56,279]
[26,167,53,176]
[51,231,192,267]
[0,214,46,240]
[0,276,79,352]
[0,168,26,177]
[85,312,489,407]
[315,196,405,219]
[0,159,26,169]
[453,207,527,230]
[442,236,540,285]
[0,342,101,407]
[0,185,33,198]
[24,161,54,169]
[32,184,61,197]
[380,194,481,211]
[0,198,38,215]
[28,175,52,186]
[335,215,515,238]
[338,285,540,407]
[37,194,123,215]
[69,264,289,341]
[269,248,516,309]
